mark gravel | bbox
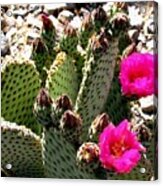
[1,2,157,59]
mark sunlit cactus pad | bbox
[1,56,41,134]
[1,1,158,181]
[1,120,44,177]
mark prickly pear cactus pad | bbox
[42,128,95,179]
[1,56,41,134]
[46,52,79,104]
[1,1,158,181]
[1,120,44,177]
[75,34,119,141]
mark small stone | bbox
[144,18,156,34]
[21,45,33,59]
[146,39,155,51]
[49,15,64,37]
[2,16,16,33]
[128,6,143,26]
[103,2,114,13]
[70,16,82,30]
[44,3,66,13]
[80,8,90,15]
[27,31,40,40]
[6,27,17,43]
[139,94,157,113]
[58,10,74,24]
[136,42,142,51]
[10,45,19,56]
[28,4,40,13]
[138,32,146,43]
[13,9,28,17]
[26,15,43,32]
[1,33,10,56]
[128,29,139,41]
[16,16,24,28]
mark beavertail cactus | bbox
[75,31,119,141]
[1,120,44,177]
[1,55,41,134]
[79,13,94,50]
[59,24,78,56]
[1,2,157,181]
[46,52,79,104]
[32,13,56,85]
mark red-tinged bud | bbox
[77,142,100,168]
[36,88,52,107]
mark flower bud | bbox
[51,95,73,127]
[89,113,109,141]
[33,88,53,126]
[37,88,52,107]
[60,110,82,144]
[90,31,109,53]
[76,142,100,170]
[55,94,73,111]
[110,12,129,34]
[41,13,53,30]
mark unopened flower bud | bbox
[37,88,52,107]
[41,13,53,30]
[51,95,73,127]
[55,95,73,111]
[90,31,109,53]
[111,12,129,33]
[77,142,100,170]
[92,6,107,23]
[60,110,82,144]
[33,88,53,126]
[89,113,109,141]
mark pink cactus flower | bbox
[119,52,157,98]
[98,120,145,174]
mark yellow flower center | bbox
[110,140,128,157]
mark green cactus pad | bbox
[42,128,96,179]
[60,34,78,57]
[1,56,41,134]
[46,52,79,104]
[73,52,85,84]
[32,30,56,86]
[75,38,118,141]
[143,117,158,179]
[104,74,130,124]
[1,120,44,177]
[59,24,78,57]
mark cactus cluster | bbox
[1,2,157,181]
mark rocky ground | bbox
[1,2,157,60]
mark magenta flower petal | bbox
[119,52,157,98]
[113,149,141,173]
[98,120,145,174]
